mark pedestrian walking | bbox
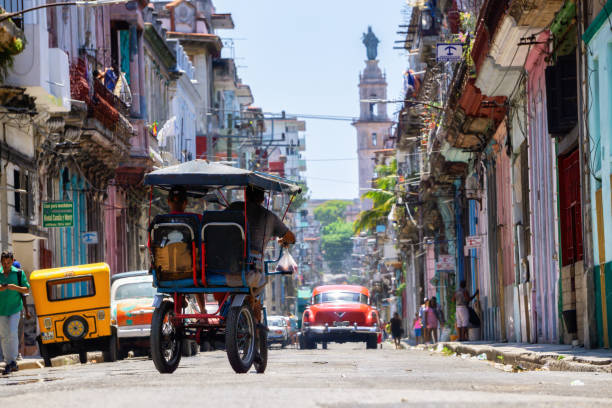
[424,299,439,343]
[412,312,423,345]
[0,251,30,375]
[452,280,478,341]
[390,312,403,349]
[428,297,445,343]
[13,260,31,361]
[419,298,428,342]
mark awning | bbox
[13,233,47,242]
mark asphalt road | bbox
[2,342,612,407]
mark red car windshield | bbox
[313,291,368,305]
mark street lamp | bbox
[0,0,130,23]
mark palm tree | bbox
[354,159,397,234]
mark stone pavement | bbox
[431,341,612,373]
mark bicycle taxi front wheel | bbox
[151,300,182,373]
[254,323,268,373]
[225,303,256,373]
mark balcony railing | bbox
[69,58,131,141]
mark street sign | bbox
[436,254,455,271]
[42,201,74,227]
[81,231,98,245]
[465,235,483,249]
[436,43,463,62]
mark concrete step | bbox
[428,341,612,373]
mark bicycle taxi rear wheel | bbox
[225,303,256,373]
[151,300,182,373]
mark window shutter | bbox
[545,53,578,134]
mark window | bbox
[47,276,95,301]
[545,52,578,134]
[115,282,157,300]
[13,168,21,214]
[372,133,377,146]
[313,291,369,304]
[13,169,30,218]
[1,0,24,29]
[268,318,285,327]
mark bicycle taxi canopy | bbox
[143,159,301,194]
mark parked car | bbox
[31,263,117,367]
[267,315,289,347]
[110,271,199,358]
[300,285,380,350]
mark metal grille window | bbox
[1,0,24,28]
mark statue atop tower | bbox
[362,26,379,60]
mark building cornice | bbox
[144,23,176,70]
[583,0,612,44]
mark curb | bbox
[432,342,612,373]
[0,359,44,373]
[1,352,105,373]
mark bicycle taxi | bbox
[144,160,300,374]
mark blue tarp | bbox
[144,160,301,194]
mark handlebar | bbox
[264,246,295,276]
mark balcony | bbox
[5,4,70,112]
[297,137,306,151]
[298,159,306,172]
[69,59,131,144]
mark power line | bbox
[305,158,358,161]
[306,176,359,185]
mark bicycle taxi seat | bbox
[150,210,251,291]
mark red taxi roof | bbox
[312,285,370,297]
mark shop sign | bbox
[81,232,98,245]
[436,254,455,271]
[42,201,73,227]
[436,43,463,62]
[465,235,482,249]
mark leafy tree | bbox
[320,220,354,270]
[354,159,397,234]
[288,182,309,212]
[313,200,350,227]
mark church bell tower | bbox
[353,26,393,210]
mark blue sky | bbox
[214,1,410,199]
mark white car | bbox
[267,315,289,347]
[110,271,199,358]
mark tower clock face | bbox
[175,3,195,32]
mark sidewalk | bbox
[429,341,612,373]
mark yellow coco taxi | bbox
[30,263,118,367]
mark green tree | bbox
[313,200,350,227]
[288,182,309,212]
[354,159,397,234]
[320,220,354,270]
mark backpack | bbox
[16,269,29,317]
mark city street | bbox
[2,343,612,407]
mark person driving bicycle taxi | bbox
[166,187,210,315]
[227,185,295,298]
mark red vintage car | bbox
[300,285,380,349]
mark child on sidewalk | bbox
[413,312,423,345]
